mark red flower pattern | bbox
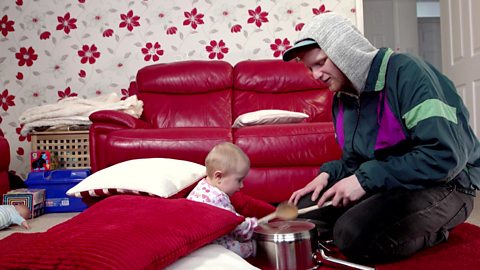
[78,44,100,64]
[15,0,22,6]
[247,6,269,28]
[270,38,292,58]
[57,87,78,101]
[16,126,30,142]
[205,40,229,60]
[0,15,15,37]
[119,10,140,32]
[313,5,331,15]
[230,24,242,33]
[39,31,51,40]
[166,26,177,35]
[0,89,15,111]
[295,23,304,31]
[121,82,137,100]
[56,12,77,34]
[183,8,204,30]
[79,69,86,78]
[141,42,164,62]
[102,28,113,37]
[15,47,38,67]
[16,72,23,80]
[121,88,129,100]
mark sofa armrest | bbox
[89,110,150,172]
[0,136,10,197]
[90,110,150,129]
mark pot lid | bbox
[253,220,316,242]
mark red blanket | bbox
[0,195,245,269]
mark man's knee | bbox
[333,218,367,259]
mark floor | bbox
[467,195,480,226]
[0,212,79,240]
[0,196,479,240]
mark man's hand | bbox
[317,174,366,208]
[288,172,329,205]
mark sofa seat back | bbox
[105,128,232,166]
[232,60,332,122]
[136,60,234,128]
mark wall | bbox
[0,0,360,178]
[364,0,418,56]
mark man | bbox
[284,13,479,262]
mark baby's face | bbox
[217,161,249,196]
[14,204,30,219]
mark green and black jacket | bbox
[321,48,480,193]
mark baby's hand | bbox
[21,221,30,230]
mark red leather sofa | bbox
[0,134,10,197]
[89,59,342,203]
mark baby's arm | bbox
[20,220,30,230]
[231,217,258,241]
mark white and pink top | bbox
[187,178,258,258]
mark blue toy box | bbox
[25,169,90,213]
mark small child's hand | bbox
[21,221,30,230]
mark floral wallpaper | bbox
[0,0,360,178]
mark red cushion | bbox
[230,191,276,219]
[0,195,244,269]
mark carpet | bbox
[321,222,480,270]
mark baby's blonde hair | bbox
[205,142,250,178]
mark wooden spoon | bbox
[258,202,298,224]
[258,201,333,224]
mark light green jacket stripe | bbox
[403,99,458,129]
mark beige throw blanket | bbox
[19,93,143,136]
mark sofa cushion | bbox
[137,61,234,128]
[242,167,320,203]
[234,123,341,167]
[232,109,309,128]
[104,128,232,166]
[139,90,233,128]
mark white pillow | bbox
[66,158,206,198]
[232,109,309,128]
[165,244,260,270]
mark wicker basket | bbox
[31,130,90,169]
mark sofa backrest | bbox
[136,60,234,128]
[233,59,333,123]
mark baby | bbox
[187,142,258,258]
[0,204,30,230]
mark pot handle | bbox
[314,249,376,270]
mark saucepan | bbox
[253,220,318,270]
[253,202,375,270]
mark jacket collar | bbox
[364,48,394,93]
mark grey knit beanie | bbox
[283,13,379,92]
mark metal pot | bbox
[253,220,376,270]
[253,220,318,270]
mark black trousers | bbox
[297,183,474,263]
